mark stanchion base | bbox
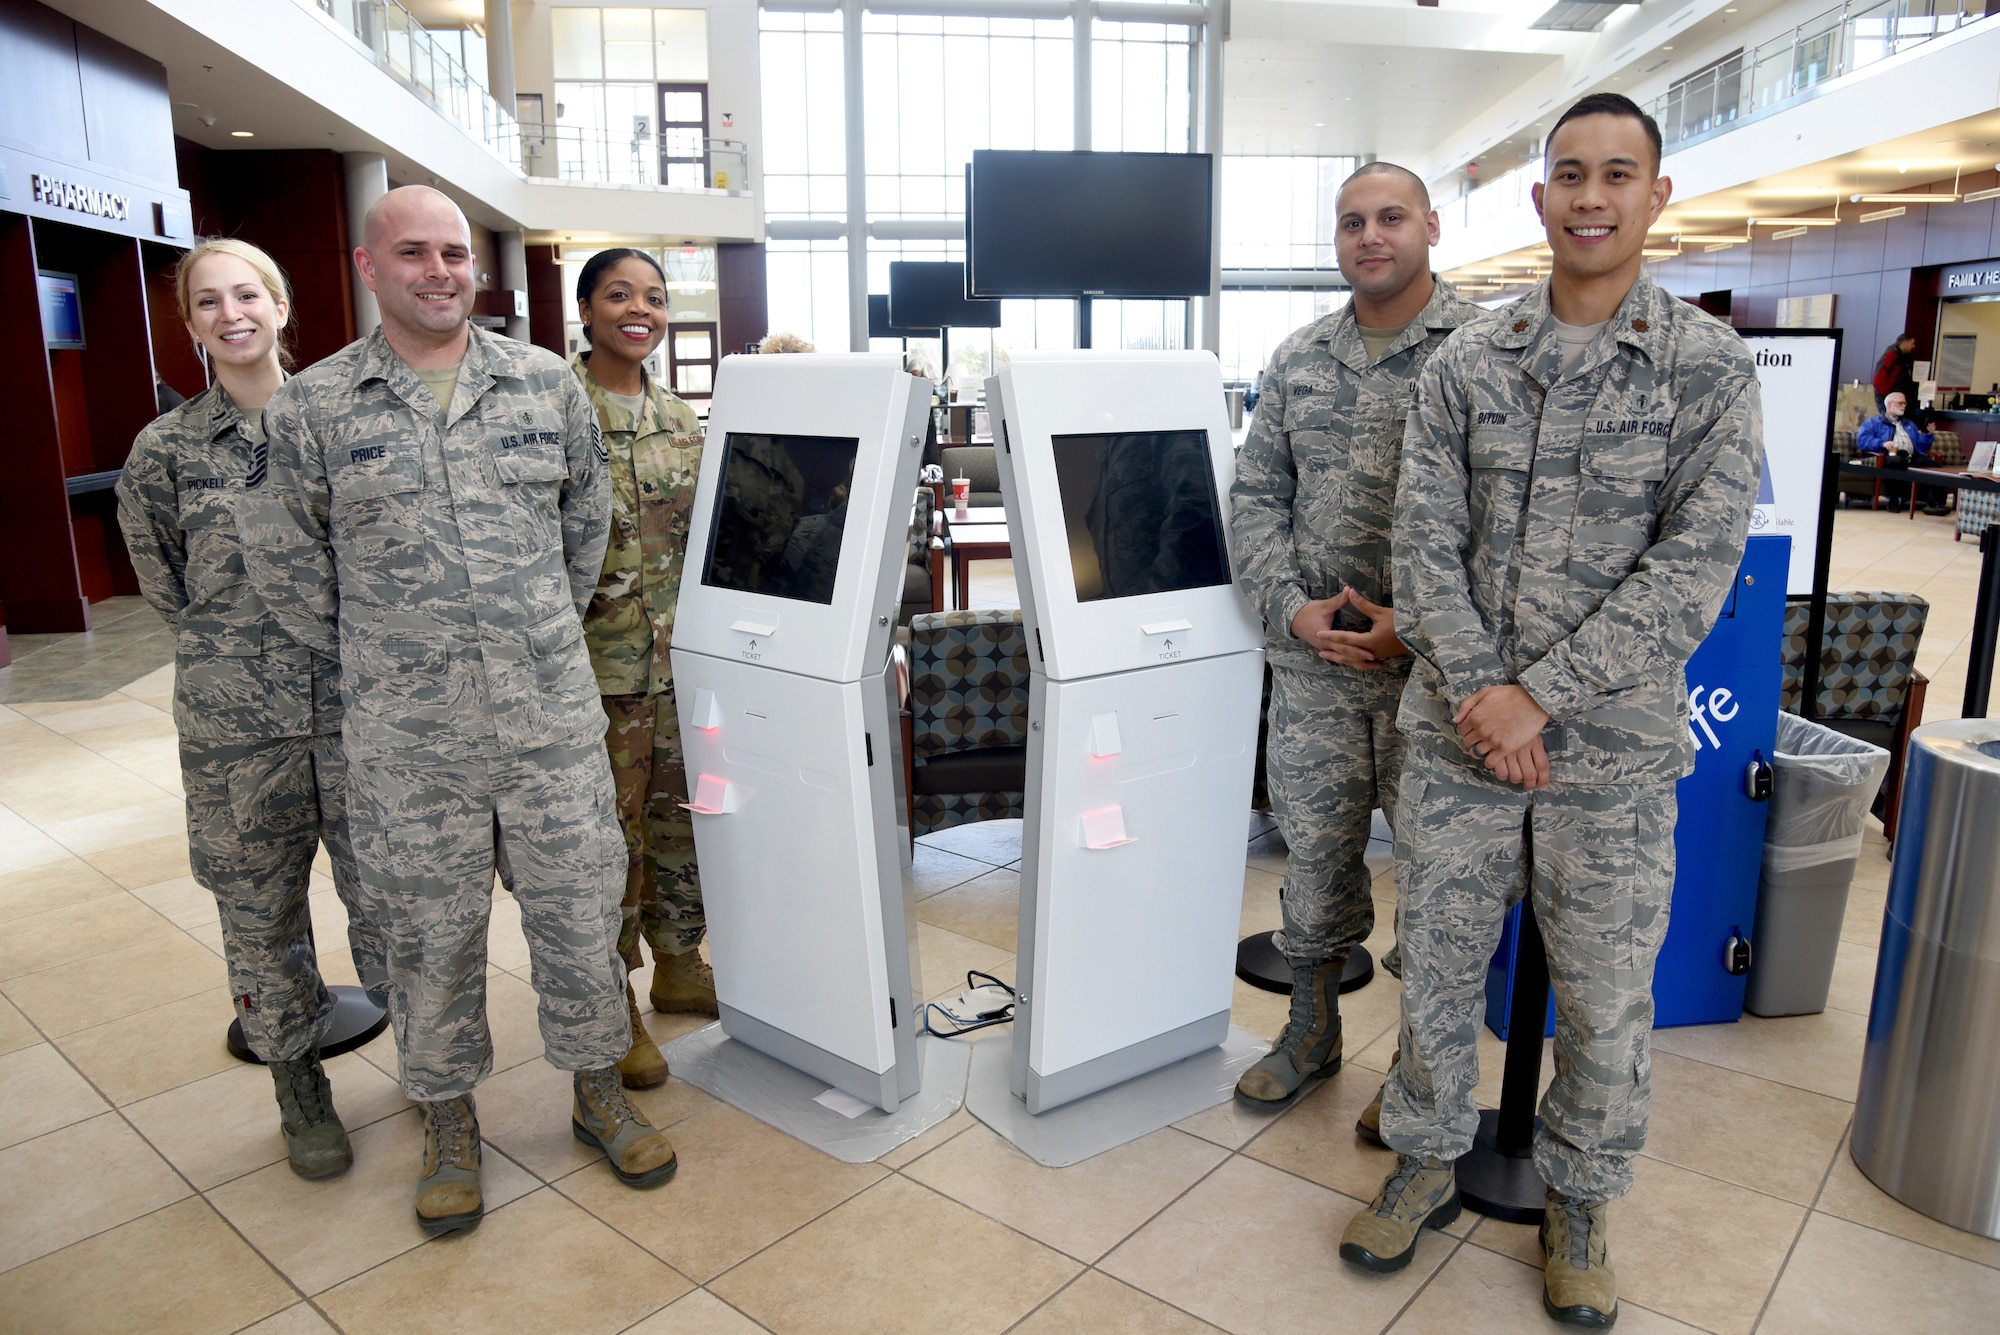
[226,985,389,1065]
[1234,932,1373,995]
[1456,1107,1548,1224]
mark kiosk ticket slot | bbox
[672,355,933,1112]
[990,353,1265,1114]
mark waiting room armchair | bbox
[904,609,1031,838]
[1780,592,1929,842]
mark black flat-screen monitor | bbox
[868,293,940,339]
[1050,430,1231,602]
[888,262,1003,330]
[703,433,860,605]
[967,151,1213,299]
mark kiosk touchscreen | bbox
[672,354,932,1111]
[988,352,1264,1113]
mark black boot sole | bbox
[1338,1190,1461,1273]
[1232,1054,1341,1112]
[417,1206,484,1237]
[1543,1295,1618,1328]
[573,1119,679,1188]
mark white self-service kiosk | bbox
[671,354,931,1112]
[988,352,1265,1114]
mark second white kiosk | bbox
[989,351,1265,1114]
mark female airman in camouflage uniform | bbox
[569,249,711,1089]
[117,239,384,1180]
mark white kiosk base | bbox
[1011,650,1264,1113]
[969,1025,1265,1167]
[672,650,921,1112]
[663,1023,970,1165]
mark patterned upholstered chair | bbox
[1931,429,1966,468]
[1833,429,1879,509]
[1957,486,2000,542]
[905,609,1031,838]
[1780,592,1929,841]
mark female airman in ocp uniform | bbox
[568,249,711,1088]
[117,238,386,1177]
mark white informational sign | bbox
[1743,332,1838,596]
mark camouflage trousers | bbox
[346,737,629,1101]
[602,689,704,968]
[180,734,386,1063]
[1267,664,1407,966]
[1381,744,1676,1200]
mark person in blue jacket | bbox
[1858,391,1940,513]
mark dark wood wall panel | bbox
[526,243,564,356]
[33,219,157,472]
[175,144,357,368]
[717,241,769,359]
[144,239,205,400]
[0,211,88,632]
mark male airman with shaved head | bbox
[245,185,680,1235]
[1229,161,1481,1112]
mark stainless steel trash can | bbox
[1851,719,2000,1239]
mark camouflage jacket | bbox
[1231,279,1483,675]
[241,326,610,762]
[572,354,703,697]
[116,383,342,741]
[1393,274,1763,784]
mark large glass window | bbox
[760,10,1204,356]
[862,15,1073,223]
[761,10,848,220]
[1221,289,1350,383]
[1216,156,1363,381]
[765,240,851,354]
[549,7,709,186]
[1091,21,1191,153]
[1222,156,1362,270]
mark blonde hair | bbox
[175,237,296,370]
[759,331,815,354]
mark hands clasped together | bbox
[1453,684,1552,790]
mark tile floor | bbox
[2,511,1997,1333]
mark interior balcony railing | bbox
[518,124,751,193]
[1651,0,1987,149]
[1444,0,1992,234]
[303,1,750,194]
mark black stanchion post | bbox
[1454,896,1552,1224]
[1962,524,2000,720]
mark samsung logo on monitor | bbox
[32,173,131,222]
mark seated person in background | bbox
[1859,391,1940,513]
[759,331,815,354]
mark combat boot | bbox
[1542,1191,1618,1328]
[573,1066,678,1187]
[617,983,668,1089]
[1339,1154,1460,1273]
[415,1095,483,1236]
[268,1054,352,1179]
[1356,1084,1386,1147]
[1234,957,1343,1108]
[650,949,718,1015]
[1356,1047,1399,1147]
